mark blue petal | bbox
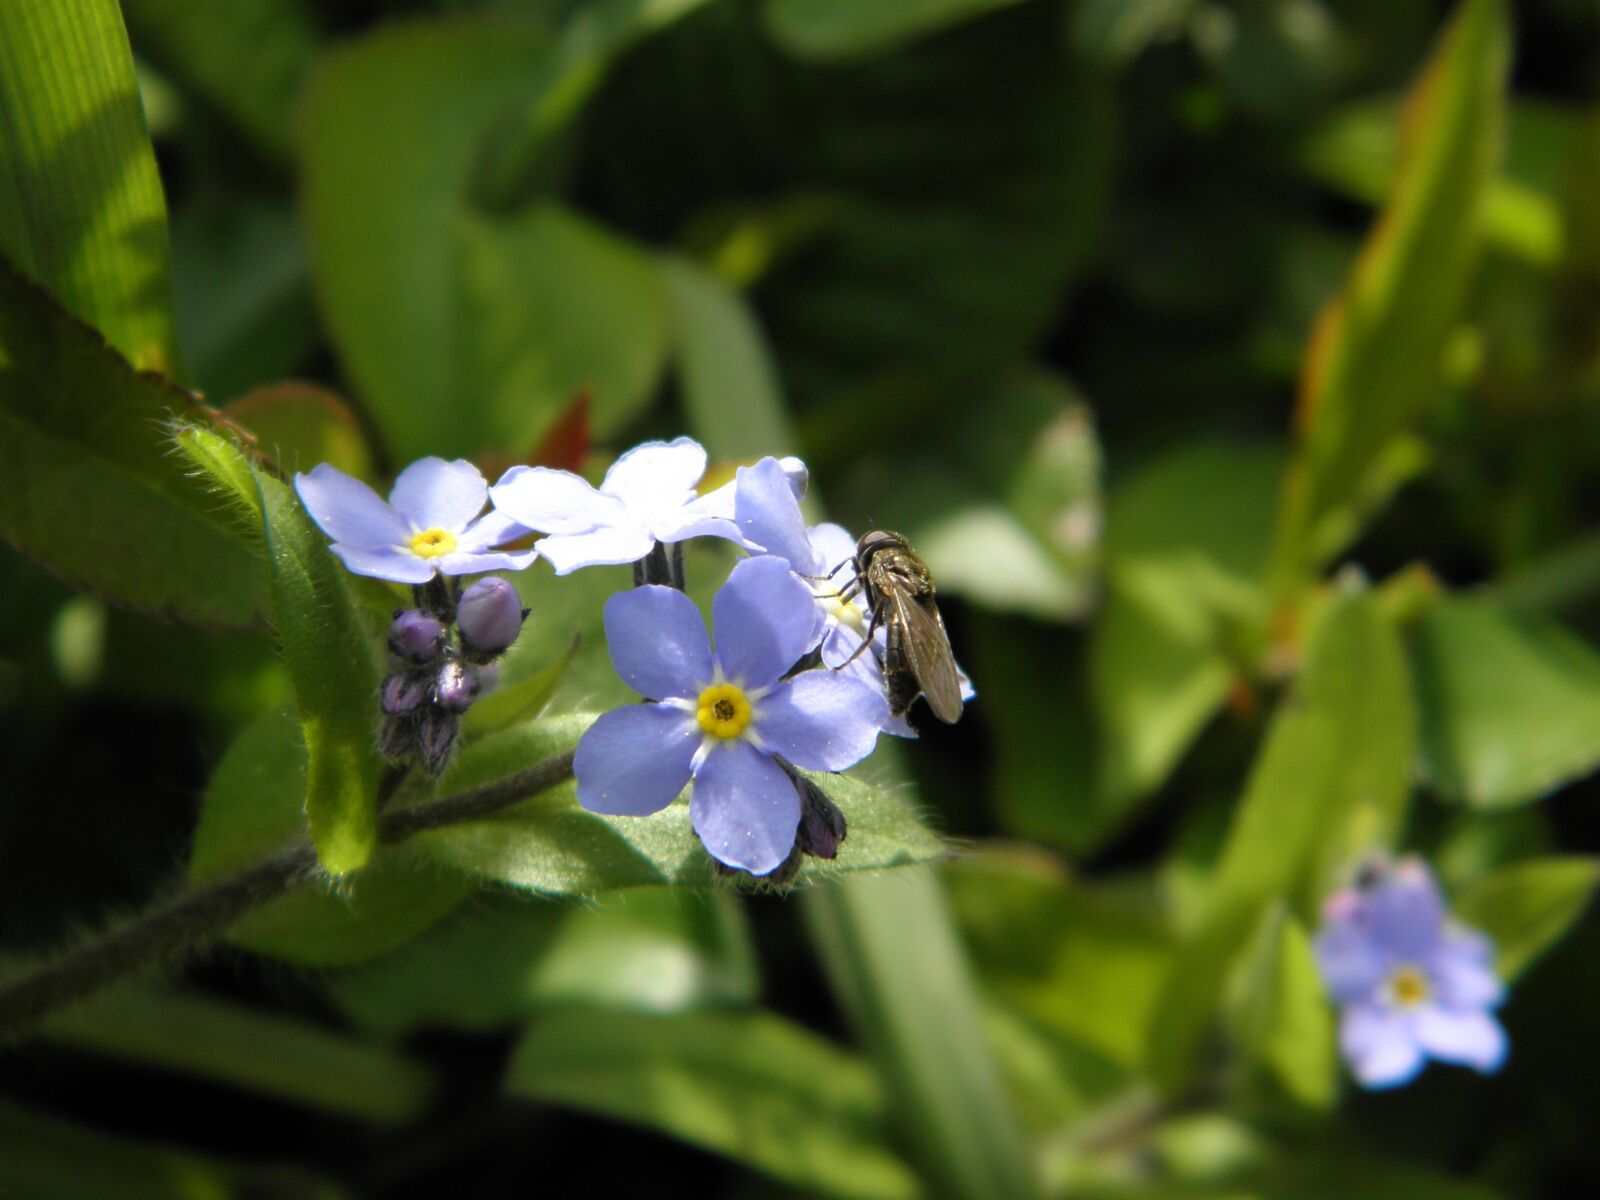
[755,671,885,772]
[328,543,436,583]
[1366,859,1446,960]
[650,509,743,546]
[600,437,707,510]
[735,457,817,570]
[690,741,800,875]
[491,465,628,535]
[1313,913,1387,1003]
[389,457,488,531]
[575,704,699,815]
[807,522,857,575]
[712,557,821,690]
[604,586,714,700]
[437,548,538,576]
[295,463,409,548]
[1340,1004,1425,1089]
[457,509,530,553]
[1413,1006,1507,1073]
[536,525,656,574]
[1428,933,1505,1009]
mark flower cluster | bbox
[295,437,961,876]
[1314,856,1508,1089]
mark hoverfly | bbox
[832,530,964,724]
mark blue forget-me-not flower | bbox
[295,458,534,584]
[573,555,887,875]
[732,456,972,734]
[1314,856,1507,1089]
[489,437,743,575]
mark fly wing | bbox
[889,589,964,724]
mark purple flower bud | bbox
[433,658,480,712]
[378,715,414,761]
[381,671,429,716]
[796,780,847,860]
[417,708,459,775]
[389,610,446,663]
[456,577,526,658]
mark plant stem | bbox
[0,749,576,1041]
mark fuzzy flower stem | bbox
[0,749,577,1041]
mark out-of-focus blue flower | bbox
[1314,856,1507,1090]
[490,437,745,575]
[733,456,972,735]
[573,556,887,875]
[296,458,534,584]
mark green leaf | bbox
[1299,98,1574,269]
[0,0,178,370]
[944,847,1173,1071]
[190,709,471,965]
[0,1099,347,1200]
[121,0,321,161]
[663,255,799,461]
[41,982,434,1123]
[1412,598,1600,808]
[1454,857,1600,981]
[1089,443,1281,818]
[470,0,718,210]
[300,19,684,461]
[764,0,1030,59]
[413,715,945,895]
[805,867,1044,1200]
[1231,907,1336,1111]
[253,469,384,874]
[0,259,262,626]
[458,203,672,453]
[506,1008,920,1200]
[1146,586,1415,1094]
[461,634,579,738]
[1270,0,1511,584]
[326,888,756,1037]
[298,20,552,461]
[170,192,319,402]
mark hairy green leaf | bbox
[507,1008,920,1200]
[413,714,945,895]
[0,260,262,625]
[0,0,178,370]
[190,709,471,964]
[253,473,384,874]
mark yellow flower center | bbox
[819,588,865,634]
[1389,965,1429,1009]
[696,683,752,740]
[410,528,458,558]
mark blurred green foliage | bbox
[2,0,1600,1197]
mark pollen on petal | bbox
[410,527,459,558]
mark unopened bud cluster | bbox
[379,576,528,775]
